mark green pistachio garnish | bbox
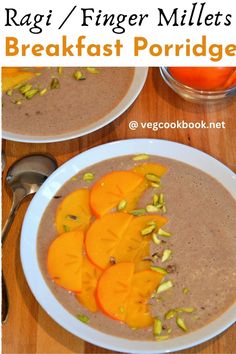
[152,233,161,245]
[25,89,39,99]
[50,78,60,89]
[77,314,89,324]
[40,88,47,96]
[183,287,190,295]
[146,205,160,213]
[158,228,172,237]
[146,173,161,183]
[167,328,172,334]
[14,99,22,105]
[162,249,172,262]
[58,67,63,75]
[86,67,100,74]
[151,182,161,188]
[132,154,150,161]
[176,316,188,332]
[153,194,159,206]
[19,83,32,94]
[164,309,176,320]
[156,280,173,294]
[129,209,146,216]
[63,225,70,232]
[150,266,168,275]
[159,193,165,204]
[117,199,127,211]
[155,335,169,341]
[153,318,162,336]
[162,205,167,214]
[74,70,85,80]
[83,172,94,182]
[176,307,195,314]
[141,224,156,236]
[119,306,125,313]
[35,72,42,76]
[6,89,13,96]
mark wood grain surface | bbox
[2,68,236,354]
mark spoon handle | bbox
[2,274,9,323]
[2,188,26,323]
[2,188,26,243]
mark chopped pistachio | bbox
[6,89,13,96]
[165,309,176,320]
[132,153,149,161]
[25,89,39,99]
[155,335,169,341]
[63,224,70,232]
[83,172,94,182]
[129,208,146,216]
[141,224,156,236]
[71,176,77,181]
[19,83,32,94]
[156,280,173,294]
[86,67,100,74]
[77,314,89,324]
[74,70,85,80]
[50,78,60,89]
[14,99,22,105]
[117,199,127,211]
[151,182,161,188]
[159,193,165,204]
[162,205,167,214]
[150,266,167,275]
[146,204,160,213]
[153,194,159,206]
[176,316,188,332]
[158,228,172,237]
[167,328,172,334]
[152,233,161,245]
[183,287,190,295]
[162,249,172,262]
[146,173,161,183]
[153,318,162,336]
[39,88,47,96]
[147,220,157,226]
[176,307,195,314]
[58,67,63,75]
[35,72,42,76]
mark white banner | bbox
[0,0,235,66]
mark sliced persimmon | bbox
[47,230,84,292]
[85,213,133,269]
[96,263,164,328]
[76,257,102,312]
[55,189,91,234]
[86,214,168,270]
[2,67,37,92]
[125,270,164,328]
[90,171,145,217]
[96,262,135,321]
[113,215,168,269]
[132,162,167,178]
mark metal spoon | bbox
[2,154,58,323]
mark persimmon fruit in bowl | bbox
[160,67,236,103]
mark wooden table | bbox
[2,68,236,354]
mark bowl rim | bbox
[2,67,148,143]
[20,138,236,353]
[160,67,236,95]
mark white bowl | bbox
[20,139,236,353]
[2,68,148,143]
